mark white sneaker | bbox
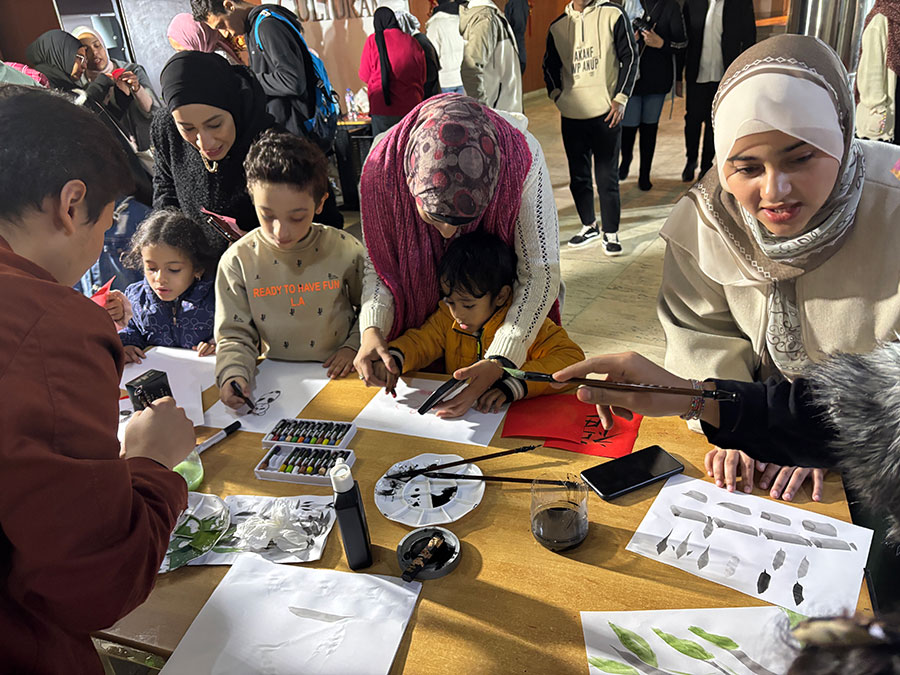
[568,225,601,248]
[602,232,623,257]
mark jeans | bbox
[622,93,667,127]
[441,86,465,94]
[560,115,621,233]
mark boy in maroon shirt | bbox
[0,85,195,673]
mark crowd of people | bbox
[2,0,900,673]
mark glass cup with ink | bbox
[530,473,588,552]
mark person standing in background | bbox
[167,13,245,66]
[543,0,639,255]
[459,0,523,113]
[505,0,530,74]
[618,0,686,191]
[393,9,443,99]
[359,7,427,136]
[427,0,466,94]
[856,0,900,144]
[676,0,756,183]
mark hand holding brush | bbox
[550,353,739,430]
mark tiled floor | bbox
[342,93,696,366]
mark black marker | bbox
[230,380,255,410]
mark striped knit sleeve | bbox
[358,228,396,335]
[485,131,560,366]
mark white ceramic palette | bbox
[374,453,485,527]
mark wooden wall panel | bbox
[0,0,61,63]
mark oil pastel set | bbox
[625,475,873,615]
[262,417,357,449]
[255,445,357,486]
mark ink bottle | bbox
[330,462,373,570]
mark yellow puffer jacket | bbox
[389,301,585,400]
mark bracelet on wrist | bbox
[679,379,706,421]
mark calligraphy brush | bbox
[423,472,580,488]
[385,444,539,480]
[502,368,739,401]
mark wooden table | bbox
[100,375,870,673]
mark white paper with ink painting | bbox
[119,346,217,427]
[626,475,872,615]
[203,359,331,432]
[582,606,798,675]
[189,495,335,566]
[352,377,507,446]
[160,555,422,675]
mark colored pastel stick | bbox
[279,449,299,472]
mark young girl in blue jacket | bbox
[119,208,217,363]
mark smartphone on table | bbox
[580,445,684,501]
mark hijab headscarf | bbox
[160,51,273,159]
[689,34,865,378]
[73,26,115,78]
[360,94,539,339]
[374,7,400,107]
[25,30,82,90]
[167,13,242,65]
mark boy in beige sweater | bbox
[215,131,364,409]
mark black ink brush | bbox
[502,368,739,401]
[386,444,539,480]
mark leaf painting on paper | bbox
[772,549,786,571]
[757,569,771,594]
[688,627,780,675]
[797,557,809,578]
[656,529,673,555]
[793,582,805,606]
[609,622,658,667]
[651,628,714,661]
[802,519,838,537]
[683,490,708,503]
[587,656,639,674]
[698,545,710,570]
[675,531,692,559]
[760,511,791,526]
[725,555,740,577]
[703,517,715,538]
[583,607,798,675]
[718,501,752,516]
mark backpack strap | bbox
[253,8,306,51]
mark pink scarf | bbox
[167,13,242,64]
[361,94,546,340]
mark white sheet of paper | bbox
[189,495,335,565]
[582,606,797,675]
[626,475,872,615]
[160,555,421,675]
[119,346,216,427]
[352,377,506,446]
[203,360,331,432]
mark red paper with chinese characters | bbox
[89,277,115,308]
[501,393,643,458]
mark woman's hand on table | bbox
[324,346,357,379]
[705,448,826,501]
[220,376,249,410]
[371,361,400,396]
[123,344,146,364]
[435,360,504,418]
[354,327,397,386]
[553,353,705,430]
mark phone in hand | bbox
[580,445,684,501]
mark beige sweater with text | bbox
[215,225,364,387]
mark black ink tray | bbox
[254,445,357,486]
[396,526,461,580]
[261,418,357,450]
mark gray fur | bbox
[810,342,900,541]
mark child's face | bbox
[250,181,326,249]
[441,285,510,334]
[141,244,200,302]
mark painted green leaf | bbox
[781,608,808,629]
[587,656,639,674]
[609,622,658,667]
[652,628,714,660]
[688,626,739,650]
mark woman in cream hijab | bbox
[657,34,900,501]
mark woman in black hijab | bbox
[152,51,276,256]
[26,29,153,205]
[359,7,426,135]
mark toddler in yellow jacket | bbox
[374,231,584,414]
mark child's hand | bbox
[123,345,146,364]
[220,376,250,410]
[475,388,507,414]
[194,341,216,357]
[106,290,132,329]
[323,346,356,379]
[372,361,399,396]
